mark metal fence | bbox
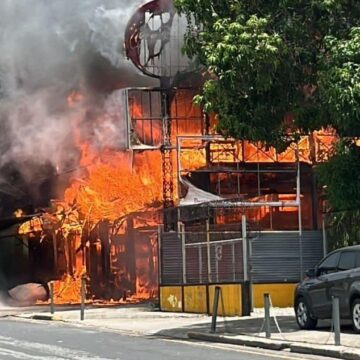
[160,222,324,286]
[160,216,248,285]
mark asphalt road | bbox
[0,319,333,360]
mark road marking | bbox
[0,347,62,359]
[0,335,113,360]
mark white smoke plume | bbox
[0,0,158,210]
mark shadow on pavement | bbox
[155,315,356,339]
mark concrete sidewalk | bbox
[187,307,360,360]
[2,304,360,359]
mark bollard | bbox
[332,296,341,346]
[264,293,271,338]
[80,277,86,321]
[50,282,55,315]
[210,286,221,333]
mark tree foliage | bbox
[324,210,360,251]
[317,140,360,210]
[175,0,360,212]
[318,28,360,136]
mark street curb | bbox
[290,344,343,359]
[30,315,63,321]
[187,332,289,351]
[290,344,360,360]
[188,332,360,360]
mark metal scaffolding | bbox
[176,135,305,278]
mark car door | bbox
[330,250,357,317]
[307,251,340,318]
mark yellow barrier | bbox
[252,283,297,308]
[208,284,242,316]
[160,286,183,312]
[183,285,208,313]
[160,283,295,314]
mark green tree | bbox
[175,0,360,213]
[317,140,360,249]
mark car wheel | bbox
[295,298,317,330]
[351,299,360,333]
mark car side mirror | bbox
[306,268,316,278]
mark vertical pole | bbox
[125,89,131,149]
[322,214,327,257]
[149,91,153,143]
[232,242,236,282]
[264,293,271,338]
[242,215,248,282]
[296,147,304,279]
[176,137,182,201]
[311,169,319,230]
[333,297,341,346]
[161,87,174,210]
[210,286,221,333]
[237,162,241,196]
[50,282,54,315]
[241,215,252,315]
[249,235,254,313]
[206,220,212,282]
[80,277,86,321]
[257,147,261,197]
[181,223,186,284]
[198,246,203,283]
[215,246,219,283]
[158,225,163,286]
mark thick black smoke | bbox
[0,0,158,215]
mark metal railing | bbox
[180,215,248,284]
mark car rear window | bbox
[338,251,357,271]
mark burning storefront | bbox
[0,0,336,310]
[0,0,163,305]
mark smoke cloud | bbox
[0,0,158,213]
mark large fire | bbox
[17,92,164,304]
[64,148,163,223]
[15,86,337,305]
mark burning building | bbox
[0,0,161,304]
[123,0,335,315]
[0,0,335,310]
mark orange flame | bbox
[64,149,163,224]
[18,217,43,235]
[14,209,24,218]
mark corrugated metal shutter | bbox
[302,231,324,274]
[160,232,182,285]
[161,228,323,285]
[250,231,323,283]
